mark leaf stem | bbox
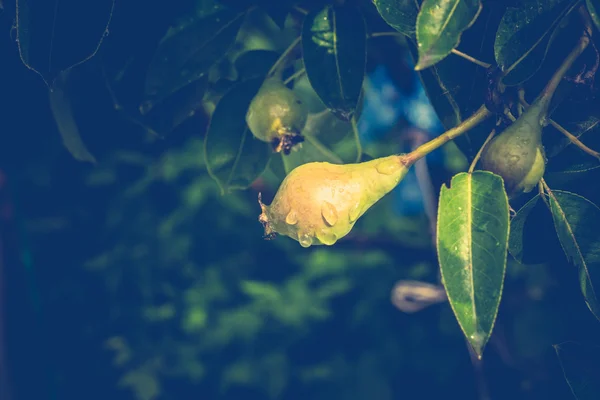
[451,49,492,69]
[368,32,492,68]
[292,5,308,15]
[267,36,301,78]
[402,105,492,166]
[283,67,306,85]
[549,119,600,160]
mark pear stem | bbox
[468,128,497,174]
[402,105,493,166]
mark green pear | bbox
[480,98,548,197]
[246,78,308,154]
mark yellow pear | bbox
[258,155,409,247]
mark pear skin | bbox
[259,155,409,247]
[246,78,308,144]
[481,98,547,197]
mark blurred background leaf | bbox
[15,0,115,86]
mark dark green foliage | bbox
[3,0,600,399]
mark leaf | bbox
[143,76,209,136]
[547,190,600,320]
[494,0,579,86]
[219,0,291,29]
[437,171,509,358]
[415,0,482,70]
[234,50,280,80]
[508,194,563,264]
[15,0,115,86]
[545,118,600,174]
[373,0,418,37]
[302,4,367,120]
[141,8,247,114]
[241,280,281,302]
[204,78,271,193]
[49,71,96,164]
[587,0,600,31]
[555,341,600,400]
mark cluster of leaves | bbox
[6,0,600,398]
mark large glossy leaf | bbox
[508,194,563,265]
[587,0,600,31]
[555,342,600,400]
[302,4,367,120]
[415,0,482,70]
[494,0,579,86]
[547,190,600,320]
[15,0,115,87]
[142,8,247,114]
[373,0,418,37]
[437,171,509,358]
[204,78,271,193]
[49,71,96,163]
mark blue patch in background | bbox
[356,58,445,216]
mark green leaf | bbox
[437,171,509,358]
[143,76,209,136]
[204,78,271,193]
[49,71,96,164]
[508,194,563,265]
[415,0,482,70]
[494,0,579,86]
[373,0,418,37]
[279,100,362,174]
[587,0,600,31]
[241,280,281,302]
[141,9,247,114]
[234,50,280,80]
[16,0,115,87]
[547,190,600,320]
[545,115,600,174]
[555,341,600,400]
[302,4,367,120]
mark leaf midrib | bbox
[467,173,477,333]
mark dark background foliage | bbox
[1,0,600,399]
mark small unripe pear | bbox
[246,78,308,154]
[480,98,548,197]
[258,155,409,247]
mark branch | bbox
[402,105,493,166]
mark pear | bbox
[246,78,308,154]
[480,97,548,197]
[258,155,409,247]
